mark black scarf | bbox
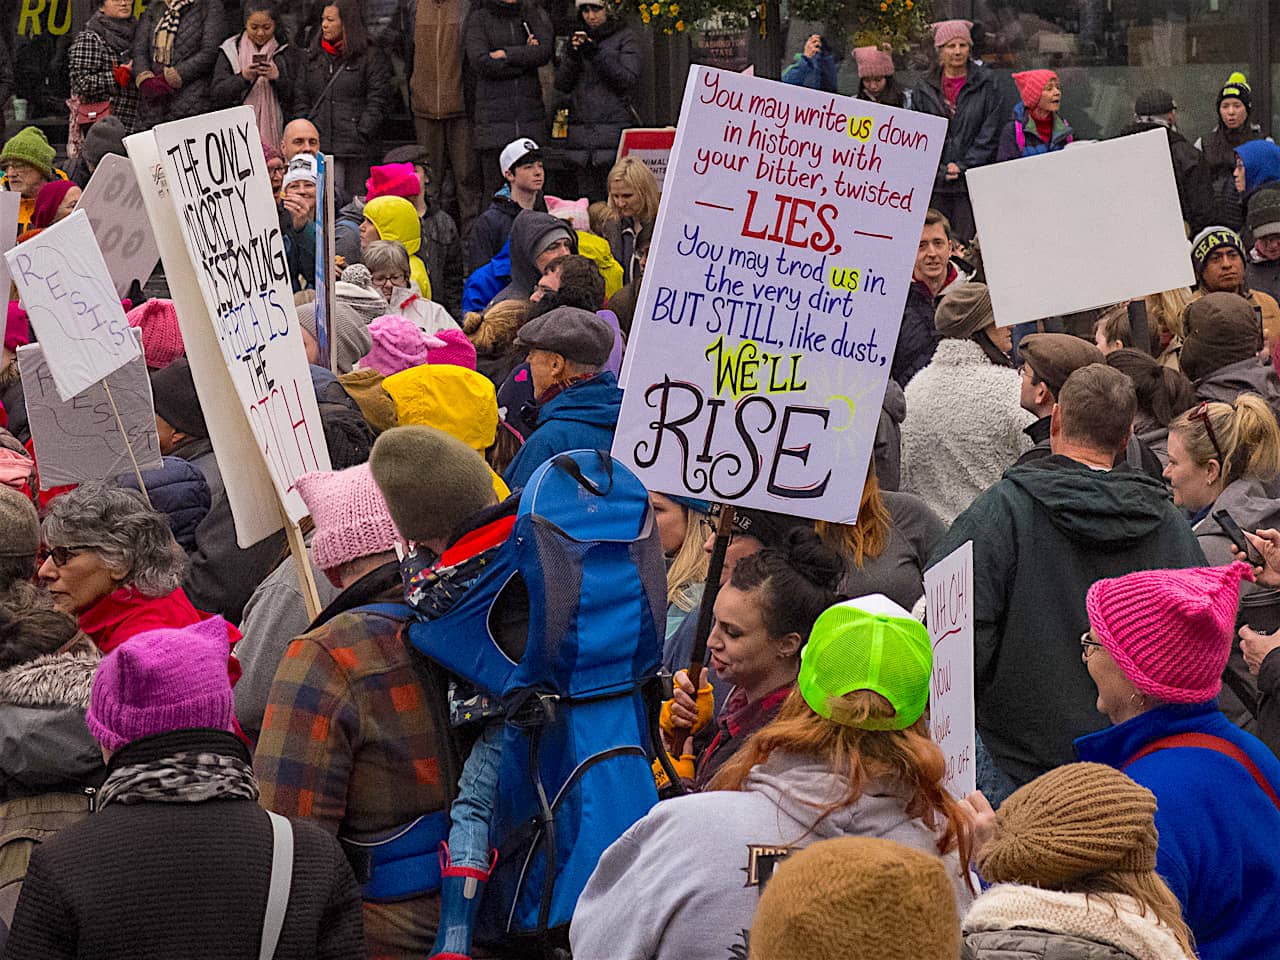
[86,10,137,57]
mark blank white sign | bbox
[967,129,1195,326]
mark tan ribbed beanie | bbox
[749,837,960,960]
[978,762,1158,886]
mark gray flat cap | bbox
[515,306,613,366]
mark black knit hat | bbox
[149,359,208,439]
[1248,190,1280,238]
[1218,72,1252,113]
[1134,89,1175,118]
[1180,292,1263,383]
[1191,226,1246,283]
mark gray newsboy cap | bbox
[515,306,613,366]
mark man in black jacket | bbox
[465,138,548,275]
[1116,89,1213,235]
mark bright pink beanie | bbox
[361,314,434,377]
[1086,562,1254,704]
[854,45,894,78]
[296,462,400,571]
[428,328,478,371]
[86,617,237,752]
[1013,69,1058,109]
[127,298,184,369]
[931,19,972,49]
[5,301,30,353]
[366,162,422,202]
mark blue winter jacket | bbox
[781,52,837,93]
[117,456,211,553]
[996,101,1073,162]
[1236,138,1280,195]
[463,240,511,315]
[1075,701,1280,960]
[503,372,622,488]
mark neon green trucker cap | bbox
[798,594,933,730]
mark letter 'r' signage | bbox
[613,66,945,522]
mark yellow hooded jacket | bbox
[575,230,624,300]
[363,195,433,301]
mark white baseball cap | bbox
[499,138,541,174]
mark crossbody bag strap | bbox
[1124,732,1280,812]
[307,63,345,119]
[260,811,295,960]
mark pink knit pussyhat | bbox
[296,463,401,572]
[427,328,478,371]
[854,45,894,78]
[85,616,237,752]
[360,314,434,377]
[126,298,185,369]
[1013,69,1058,109]
[931,19,972,49]
[1085,562,1254,704]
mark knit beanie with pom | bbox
[1086,562,1254,703]
[977,762,1158,886]
[369,426,496,544]
[296,463,400,571]
[749,836,960,960]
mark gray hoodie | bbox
[569,752,972,960]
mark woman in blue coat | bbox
[1075,561,1280,960]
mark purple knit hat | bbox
[427,328,478,371]
[1086,562,1253,703]
[296,463,401,571]
[86,617,236,752]
[360,314,434,377]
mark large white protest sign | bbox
[612,66,945,522]
[149,106,329,527]
[78,154,161,297]
[5,209,140,401]
[18,330,162,488]
[967,129,1194,326]
[923,541,976,798]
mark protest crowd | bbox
[2,4,1280,960]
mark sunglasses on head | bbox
[1188,400,1225,465]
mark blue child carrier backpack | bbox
[403,449,669,944]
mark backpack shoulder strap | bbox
[351,602,412,621]
[1124,732,1280,812]
[260,811,294,960]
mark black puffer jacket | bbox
[2,729,364,960]
[913,63,1004,189]
[553,17,640,167]
[131,0,228,124]
[464,0,553,150]
[293,42,393,159]
[117,455,212,554]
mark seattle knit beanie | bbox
[930,19,972,49]
[127,298,185,369]
[83,116,128,168]
[749,836,960,960]
[296,463,400,571]
[1179,291,1262,383]
[30,180,77,231]
[1218,71,1252,114]
[934,282,995,339]
[1012,69,1057,110]
[1191,225,1247,283]
[427,328,478,370]
[978,763,1158,886]
[854,45,894,78]
[0,486,39,559]
[366,162,422,202]
[0,126,55,177]
[369,426,496,544]
[360,314,434,377]
[5,302,30,353]
[1248,189,1280,238]
[1086,562,1254,703]
[85,616,237,752]
[1018,334,1103,398]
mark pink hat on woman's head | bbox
[85,617,237,752]
[854,45,894,78]
[296,463,401,572]
[1086,562,1254,704]
[931,19,973,49]
[360,314,434,377]
[366,162,422,202]
[427,328,478,371]
[127,299,184,369]
[1013,69,1058,109]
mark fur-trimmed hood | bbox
[0,648,98,709]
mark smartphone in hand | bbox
[1215,509,1263,565]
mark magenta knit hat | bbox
[85,617,236,752]
[1013,69,1058,109]
[428,328,478,371]
[296,463,401,571]
[1086,562,1254,704]
[360,314,434,377]
[931,19,972,48]
[127,298,185,369]
[5,301,30,353]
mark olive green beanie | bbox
[0,126,55,178]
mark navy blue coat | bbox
[117,455,211,553]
